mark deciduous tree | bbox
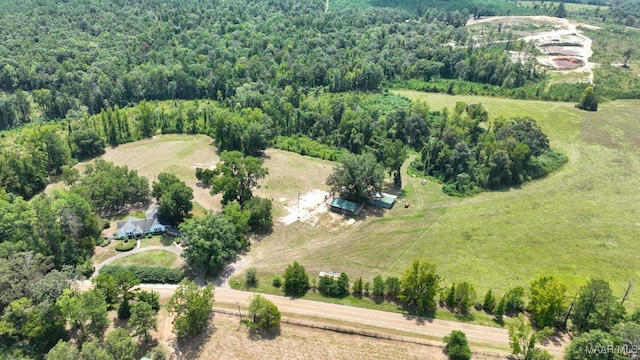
[210,151,268,206]
[246,294,281,331]
[167,280,214,338]
[570,279,625,333]
[283,261,309,297]
[129,301,157,343]
[327,152,384,202]
[528,276,566,329]
[399,259,439,315]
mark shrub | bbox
[100,265,183,284]
[245,268,258,288]
[272,276,282,288]
[100,238,111,247]
[115,239,136,251]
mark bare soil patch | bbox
[468,16,598,82]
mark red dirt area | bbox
[552,56,584,70]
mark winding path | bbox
[91,245,183,279]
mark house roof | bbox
[374,193,397,205]
[116,217,164,237]
[330,198,358,213]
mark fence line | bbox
[211,308,506,358]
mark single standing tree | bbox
[352,277,364,296]
[528,276,567,329]
[508,314,553,360]
[283,261,309,297]
[152,172,194,226]
[454,282,477,314]
[570,279,625,333]
[443,330,472,360]
[494,295,506,320]
[179,211,243,273]
[385,277,401,299]
[372,275,385,298]
[167,280,215,338]
[245,294,281,331]
[210,151,268,206]
[381,139,408,187]
[129,301,158,343]
[399,259,440,315]
[483,289,496,313]
[576,86,598,112]
[326,152,385,202]
[104,328,137,360]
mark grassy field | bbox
[111,250,180,268]
[238,90,640,313]
[99,134,222,211]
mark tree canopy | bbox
[179,211,244,273]
[327,152,385,202]
[167,280,215,339]
[152,172,194,226]
[209,151,268,206]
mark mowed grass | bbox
[245,90,640,312]
[111,250,180,268]
[99,134,222,211]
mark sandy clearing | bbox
[277,188,330,225]
[467,15,597,84]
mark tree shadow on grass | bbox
[399,303,436,325]
[174,324,217,360]
[247,326,281,341]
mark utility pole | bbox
[236,301,242,329]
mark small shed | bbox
[369,193,397,209]
[330,198,362,215]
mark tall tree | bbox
[508,314,553,360]
[454,282,476,314]
[564,330,618,360]
[104,328,137,360]
[246,294,281,331]
[167,280,214,339]
[576,86,598,112]
[56,289,109,345]
[570,279,625,333]
[210,151,268,206]
[179,211,243,273]
[380,139,408,187]
[528,276,567,329]
[399,259,439,315]
[283,261,309,297]
[326,152,384,202]
[152,172,194,226]
[129,301,157,343]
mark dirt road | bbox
[76,282,567,356]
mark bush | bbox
[444,330,472,360]
[100,265,183,284]
[100,238,111,247]
[272,276,282,288]
[245,268,258,288]
[115,239,136,251]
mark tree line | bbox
[0,0,571,132]
[275,259,640,359]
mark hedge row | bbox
[115,239,136,251]
[99,265,183,284]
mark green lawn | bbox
[111,250,180,268]
[242,91,640,312]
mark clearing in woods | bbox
[239,91,640,310]
[99,134,222,211]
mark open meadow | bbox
[99,134,223,211]
[238,91,640,311]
